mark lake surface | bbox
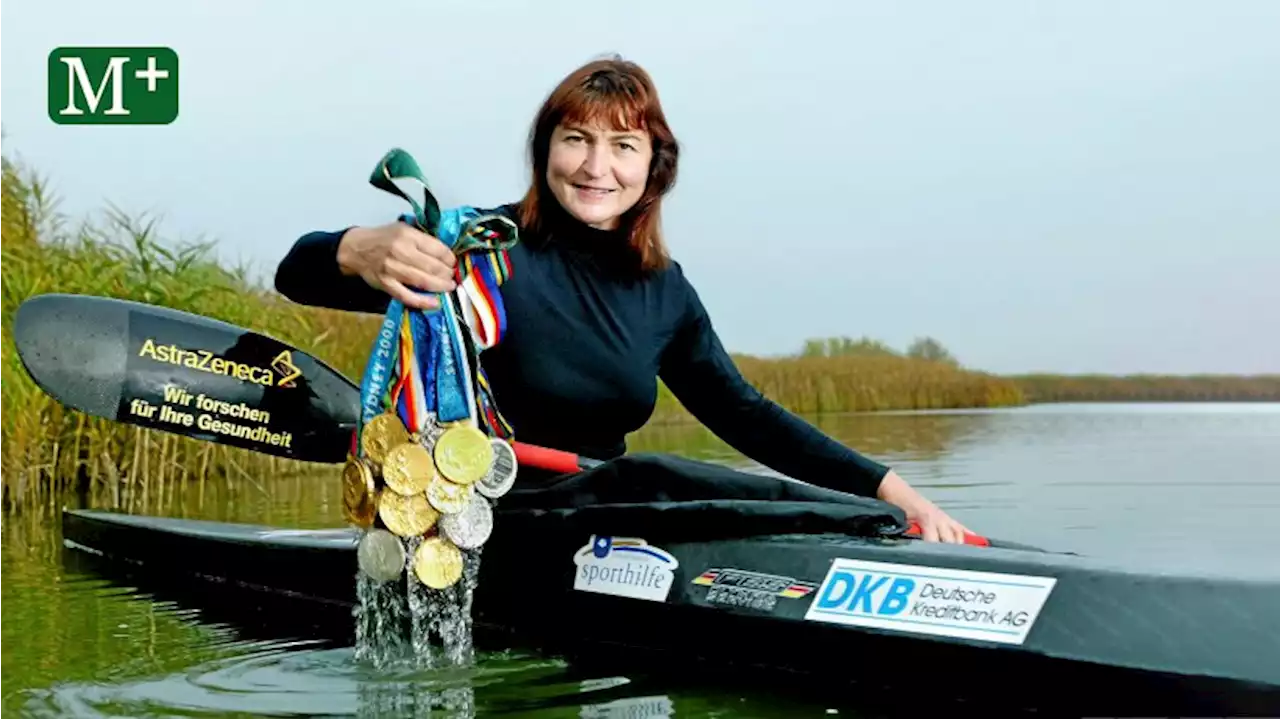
[4,402,1278,717]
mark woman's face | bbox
[546,121,652,230]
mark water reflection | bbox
[20,645,555,717]
[629,407,1000,467]
[13,619,861,718]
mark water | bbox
[352,542,484,671]
[4,402,1279,717]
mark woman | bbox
[275,56,972,543]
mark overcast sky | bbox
[4,0,1277,374]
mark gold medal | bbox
[426,473,472,515]
[432,424,492,485]
[376,490,439,538]
[343,492,378,529]
[342,456,371,502]
[413,535,463,589]
[361,412,409,466]
[342,457,378,528]
[381,442,435,496]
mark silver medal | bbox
[357,529,407,582]
[416,414,446,453]
[439,494,493,549]
[476,438,517,499]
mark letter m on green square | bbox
[48,46,179,125]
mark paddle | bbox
[11,293,576,471]
[13,293,988,546]
[14,293,361,463]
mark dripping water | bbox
[351,535,485,715]
[353,571,411,668]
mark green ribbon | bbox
[369,148,519,255]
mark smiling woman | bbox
[517,59,679,271]
[546,123,653,230]
[274,55,975,543]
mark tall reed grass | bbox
[649,353,1024,424]
[1,155,382,514]
[1011,373,1280,403]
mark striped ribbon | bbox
[356,147,519,443]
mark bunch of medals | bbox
[343,148,520,591]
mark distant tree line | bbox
[800,335,959,366]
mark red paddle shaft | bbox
[510,441,990,547]
[511,441,596,473]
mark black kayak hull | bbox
[61,508,1280,716]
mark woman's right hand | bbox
[336,222,457,310]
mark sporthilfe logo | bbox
[573,536,679,602]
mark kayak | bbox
[61,457,1280,717]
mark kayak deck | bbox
[60,508,1280,716]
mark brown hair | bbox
[517,55,680,272]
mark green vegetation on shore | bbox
[1,155,382,513]
[1011,373,1280,403]
[3,153,1277,512]
[650,351,1024,423]
[771,334,1280,409]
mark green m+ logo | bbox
[48,47,179,125]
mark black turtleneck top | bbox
[273,202,890,498]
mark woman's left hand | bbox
[902,495,971,544]
[875,470,972,544]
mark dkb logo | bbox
[48,47,178,125]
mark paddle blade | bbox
[13,293,360,464]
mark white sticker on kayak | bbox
[803,558,1057,645]
[573,536,679,602]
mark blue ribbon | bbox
[362,147,518,431]
[356,303,403,433]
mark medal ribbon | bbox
[432,296,470,424]
[456,251,510,349]
[355,303,403,449]
[446,287,514,439]
[391,312,429,434]
[360,147,519,440]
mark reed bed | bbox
[1011,373,1280,403]
[649,353,1025,424]
[1,155,382,514]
